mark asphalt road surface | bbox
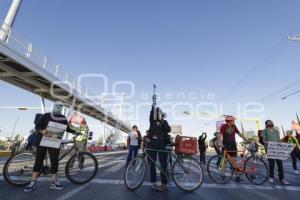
[0,151,299,200]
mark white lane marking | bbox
[100,160,125,168]
[90,178,300,192]
[0,176,300,192]
[55,182,92,200]
[93,151,127,156]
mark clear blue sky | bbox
[1,0,300,139]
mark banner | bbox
[69,112,86,127]
[292,121,300,131]
[266,142,295,160]
[40,121,67,149]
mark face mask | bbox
[52,104,63,115]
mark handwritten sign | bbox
[266,142,295,160]
[40,121,67,149]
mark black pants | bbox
[214,146,221,155]
[291,148,300,170]
[33,146,60,174]
[200,149,206,163]
[148,139,168,184]
[268,159,284,180]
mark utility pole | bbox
[0,0,22,41]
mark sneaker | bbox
[234,176,245,183]
[294,170,300,175]
[280,179,290,185]
[157,184,168,192]
[268,178,275,183]
[50,180,64,190]
[151,183,159,191]
[24,181,37,193]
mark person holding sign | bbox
[262,120,290,185]
[24,102,76,193]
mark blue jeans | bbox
[126,145,139,165]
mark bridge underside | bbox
[0,47,130,133]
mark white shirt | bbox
[128,131,139,146]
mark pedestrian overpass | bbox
[0,23,131,133]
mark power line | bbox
[282,89,300,100]
[259,77,300,102]
[224,25,300,100]
[229,40,290,98]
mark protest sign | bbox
[266,142,295,160]
[40,121,67,149]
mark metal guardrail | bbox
[0,23,129,130]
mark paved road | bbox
[0,151,299,200]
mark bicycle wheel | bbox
[207,155,233,184]
[172,156,203,192]
[65,152,98,185]
[124,156,147,191]
[244,155,269,185]
[3,152,35,187]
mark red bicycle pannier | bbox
[175,136,198,155]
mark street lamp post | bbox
[0,0,22,41]
[11,117,20,140]
[280,35,300,100]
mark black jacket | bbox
[198,134,207,150]
[148,106,171,143]
[35,112,74,133]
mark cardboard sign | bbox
[40,121,67,149]
[266,142,295,160]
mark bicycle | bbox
[3,133,98,187]
[207,142,269,185]
[124,145,204,192]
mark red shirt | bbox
[220,124,240,145]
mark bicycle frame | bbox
[59,140,79,162]
[43,136,80,167]
[143,147,188,179]
[222,149,256,174]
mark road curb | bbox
[0,151,11,157]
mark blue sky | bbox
[1,0,300,139]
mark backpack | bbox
[209,138,217,148]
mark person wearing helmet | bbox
[220,116,248,156]
[148,106,171,192]
[219,115,249,181]
[24,102,76,192]
[282,130,300,175]
[262,120,290,185]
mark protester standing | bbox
[148,106,171,192]
[198,132,207,164]
[24,102,76,192]
[26,129,37,151]
[74,120,89,153]
[126,125,141,166]
[262,120,290,185]
[209,132,221,155]
[219,116,249,182]
[282,130,300,175]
